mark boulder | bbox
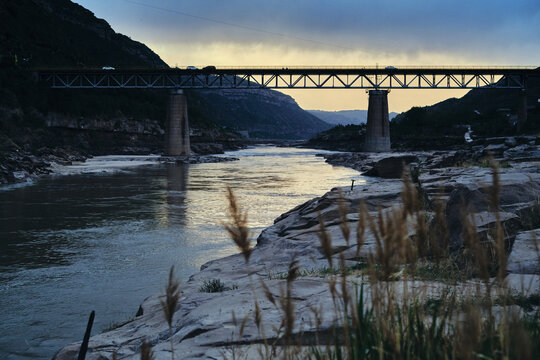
[321,152,371,172]
[363,155,418,178]
[504,137,517,147]
[483,143,507,157]
[507,229,540,274]
[191,142,224,155]
[442,172,540,249]
[425,150,469,169]
[503,144,540,162]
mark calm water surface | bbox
[0,146,363,359]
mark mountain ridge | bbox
[308,109,399,125]
[0,0,330,159]
[391,71,540,137]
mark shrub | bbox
[199,279,237,293]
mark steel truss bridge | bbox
[38,66,538,90]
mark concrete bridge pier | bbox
[364,89,391,152]
[166,89,190,156]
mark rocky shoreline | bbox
[0,143,245,186]
[0,146,89,185]
[53,138,540,359]
[319,136,540,179]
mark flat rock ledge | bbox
[321,140,540,179]
[0,146,89,184]
[54,160,540,360]
[158,155,239,164]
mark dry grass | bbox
[155,160,540,359]
[160,266,180,360]
[222,186,251,263]
[140,340,155,360]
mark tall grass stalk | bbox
[222,186,251,263]
[214,163,540,359]
[140,340,155,360]
[160,266,180,360]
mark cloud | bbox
[73,0,539,111]
[97,0,540,59]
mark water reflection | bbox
[0,146,363,360]
[167,164,189,226]
[154,164,189,227]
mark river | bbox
[0,146,363,359]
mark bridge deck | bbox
[38,66,539,89]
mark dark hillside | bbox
[0,0,165,67]
[0,0,332,183]
[306,73,540,152]
[0,0,179,157]
[189,90,331,139]
[391,74,540,140]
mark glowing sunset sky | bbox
[74,0,539,112]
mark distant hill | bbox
[0,0,329,158]
[305,72,540,152]
[191,90,331,139]
[308,110,398,126]
[391,73,540,137]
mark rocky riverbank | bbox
[0,145,89,185]
[0,141,245,185]
[159,155,240,164]
[53,139,540,360]
[320,136,540,178]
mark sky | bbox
[73,0,540,112]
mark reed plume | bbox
[140,340,155,360]
[215,166,540,360]
[160,266,180,360]
[318,212,333,269]
[356,200,367,258]
[337,189,351,245]
[280,256,299,357]
[486,159,507,281]
[222,186,251,263]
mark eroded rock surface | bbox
[507,229,540,274]
[54,156,540,359]
[322,141,540,178]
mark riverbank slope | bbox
[54,141,540,359]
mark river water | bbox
[0,146,363,359]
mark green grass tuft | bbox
[200,279,237,293]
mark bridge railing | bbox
[37,66,538,90]
[35,65,539,71]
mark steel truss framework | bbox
[39,67,538,90]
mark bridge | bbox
[38,66,539,154]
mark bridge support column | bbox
[517,89,527,132]
[166,89,190,156]
[364,90,391,152]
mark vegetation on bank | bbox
[307,73,540,151]
[200,279,239,293]
[391,72,540,141]
[391,93,540,139]
[136,160,540,359]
